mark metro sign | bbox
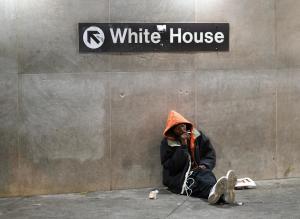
[79,23,229,52]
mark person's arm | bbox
[198,132,216,170]
[160,139,189,175]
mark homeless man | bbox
[160,110,237,204]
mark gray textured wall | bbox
[0,0,300,197]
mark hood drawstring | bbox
[180,154,195,197]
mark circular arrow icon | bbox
[83,26,105,49]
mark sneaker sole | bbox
[226,170,237,204]
[208,176,227,204]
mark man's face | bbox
[173,124,187,136]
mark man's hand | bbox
[198,165,207,169]
[192,164,207,171]
[180,132,190,145]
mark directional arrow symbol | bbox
[87,31,101,44]
[83,26,105,49]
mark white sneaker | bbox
[224,170,237,204]
[208,176,227,204]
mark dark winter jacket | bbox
[160,111,216,194]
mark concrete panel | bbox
[110,71,195,189]
[110,0,195,22]
[195,0,275,70]
[144,0,195,23]
[110,0,147,23]
[0,74,18,196]
[0,0,17,74]
[110,53,195,72]
[276,0,300,68]
[277,69,300,178]
[196,70,277,180]
[17,0,110,74]
[18,73,110,195]
[110,0,196,72]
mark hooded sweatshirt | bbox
[160,111,216,194]
[163,110,197,162]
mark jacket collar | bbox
[167,139,181,147]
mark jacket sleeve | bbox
[197,132,216,170]
[160,139,189,175]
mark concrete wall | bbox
[0,0,299,197]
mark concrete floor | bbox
[0,178,299,219]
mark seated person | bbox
[160,110,237,204]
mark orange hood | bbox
[163,110,193,138]
[163,110,197,161]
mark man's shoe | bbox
[208,176,227,204]
[224,170,237,204]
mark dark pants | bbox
[188,169,217,199]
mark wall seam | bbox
[17,67,283,75]
[194,70,197,127]
[108,0,112,191]
[108,72,112,191]
[274,0,278,179]
[15,0,21,196]
[108,0,111,23]
[274,0,278,69]
[275,88,278,179]
[194,0,197,126]
[16,71,21,194]
[194,0,197,22]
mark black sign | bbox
[79,23,229,53]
